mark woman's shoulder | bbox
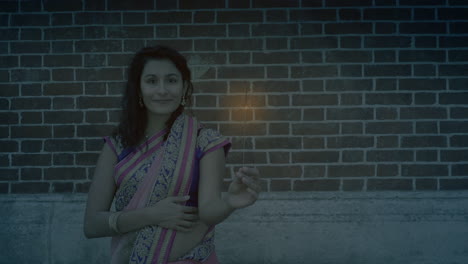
[197,126,223,142]
[196,125,231,155]
[103,134,125,157]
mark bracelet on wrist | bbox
[108,211,123,235]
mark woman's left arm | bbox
[198,148,261,226]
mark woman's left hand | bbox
[225,167,261,209]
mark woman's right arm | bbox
[83,143,199,238]
[83,143,152,238]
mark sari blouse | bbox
[103,124,231,263]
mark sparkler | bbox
[241,84,250,167]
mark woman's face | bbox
[140,59,186,117]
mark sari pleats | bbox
[150,116,199,264]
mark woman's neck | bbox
[146,113,169,136]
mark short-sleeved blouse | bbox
[104,127,231,208]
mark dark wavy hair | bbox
[113,46,194,148]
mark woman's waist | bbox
[169,222,214,261]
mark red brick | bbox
[220,123,267,136]
[293,123,339,135]
[179,0,225,9]
[258,165,302,178]
[218,67,264,79]
[293,179,340,191]
[367,179,413,191]
[217,11,263,23]
[292,151,339,163]
[180,25,226,37]
[255,137,301,149]
[268,151,290,164]
[253,0,299,7]
[255,109,301,121]
[12,182,50,194]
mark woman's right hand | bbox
[145,196,199,232]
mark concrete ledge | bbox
[1,192,468,264]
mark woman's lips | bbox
[152,99,173,103]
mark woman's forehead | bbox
[142,59,180,76]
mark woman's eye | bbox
[148,79,156,84]
[169,78,178,83]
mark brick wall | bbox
[1,0,467,194]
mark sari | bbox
[104,114,231,264]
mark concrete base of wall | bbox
[1,192,468,264]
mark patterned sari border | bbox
[151,116,199,264]
[173,117,194,195]
[115,129,167,171]
[116,140,164,186]
[152,228,169,264]
[163,117,198,263]
[122,115,208,264]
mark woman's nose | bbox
[155,81,168,95]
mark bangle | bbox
[108,211,123,235]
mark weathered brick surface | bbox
[1,0,467,193]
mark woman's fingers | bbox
[178,220,197,228]
[241,175,262,193]
[175,225,192,232]
[162,217,198,232]
[170,195,190,203]
[235,167,262,193]
[175,219,201,232]
[181,206,198,213]
[234,171,243,183]
[246,187,259,199]
[182,212,199,221]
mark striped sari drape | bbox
[110,114,200,264]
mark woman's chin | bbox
[146,108,178,117]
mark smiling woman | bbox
[140,60,186,120]
[83,46,261,264]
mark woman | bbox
[83,46,261,264]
